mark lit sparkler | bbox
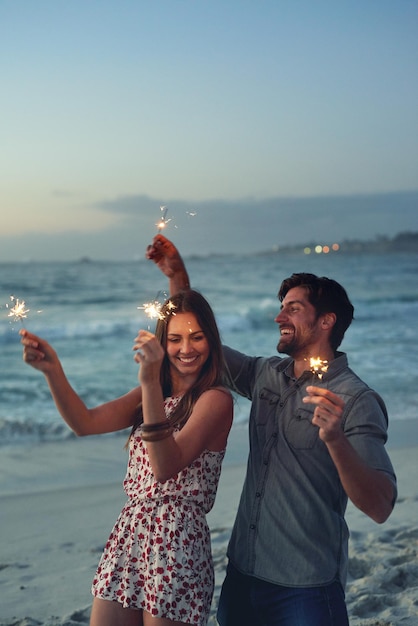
[138,299,166,321]
[6,295,30,324]
[156,205,171,232]
[137,291,175,328]
[308,357,329,381]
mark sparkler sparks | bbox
[138,291,176,324]
[156,205,172,232]
[165,300,177,313]
[138,300,166,321]
[6,296,30,323]
[308,357,329,380]
[153,205,197,233]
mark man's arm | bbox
[146,235,190,295]
[304,385,396,524]
[324,433,395,523]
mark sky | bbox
[1,0,417,261]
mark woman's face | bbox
[165,312,210,382]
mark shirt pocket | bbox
[257,387,281,426]
[285,407,318,449]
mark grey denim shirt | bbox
[223,347,397,588]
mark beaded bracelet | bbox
[140,419,171,432]
[139,426,174,442]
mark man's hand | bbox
[303,384,395,522]
[303,385,345,443]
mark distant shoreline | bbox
[0,231,416,265]
[253,230,418,256]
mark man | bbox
[147,235,396,626]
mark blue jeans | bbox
[217,562,349,626]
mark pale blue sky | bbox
[1,0,417,260]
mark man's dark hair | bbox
[278,273,354,351]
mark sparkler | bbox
[138,291,176,329]
[138,299,166,322]
[5,295,30,324]
[154,205,197,234]
[156,205,171,233]
[308,357,329,381]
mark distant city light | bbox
[303,243,340,254]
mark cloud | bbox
[1,191,417,261]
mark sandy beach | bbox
[1,420,417,626]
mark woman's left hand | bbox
[133,330,164,384]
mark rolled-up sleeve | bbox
[343,389,397,497]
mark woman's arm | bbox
[20,329,141,436]
[134,329,233,482]
[144,387,233,483]
[146,235,190,295]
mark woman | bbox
[20,290,233,626]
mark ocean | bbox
[1,251,417,446]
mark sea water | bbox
[1,251,417,445]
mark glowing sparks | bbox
[6,296,30,323]
[308,357,329,380]
[154,205,196,233]
[138,300,165,321]
[165,300,177,314]
[138,291,176,323]
[156,205,172,232]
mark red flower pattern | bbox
[92,396,225,625]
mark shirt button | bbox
[255,492,261,498]
[250,524,256,530]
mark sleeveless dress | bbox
[92,396,226,625]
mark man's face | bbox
[274,286,321,358]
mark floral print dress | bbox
[92,396,226,625]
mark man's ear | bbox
[321,312,336,329]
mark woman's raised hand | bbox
[133,329,164,385]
